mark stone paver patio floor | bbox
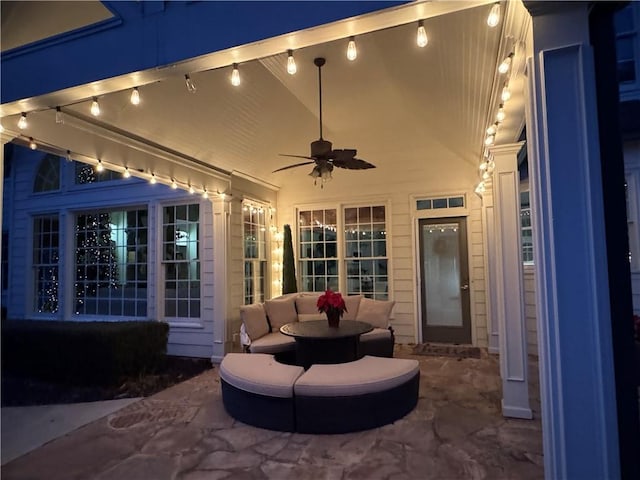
[2,345,543,479]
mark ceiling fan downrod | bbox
[314,57,326,140]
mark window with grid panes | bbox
[33,215,59,313]
[33,155,60,192]
[615,4,638,85]
[243,204,267,304]
[163,204,200,319]
[520,191,533,264]
[345,206,388,299]
[298,209,338,292]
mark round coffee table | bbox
[280,320,373,369]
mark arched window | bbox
[33,154,61,192]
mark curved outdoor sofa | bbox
[219,353,419,433]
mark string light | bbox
[123,167,131,178]
[130,87,140,105]
[18,113,27,129]
[150,173,157,184]
[498,53,514,74]
[287,50,297,74]
[65,150,72,162]
[185,74,197,93]
[55,107,63,124]
[487,3,501,27]
[91,97,101,116]
[189,185,195,194]
[0,122,4,133]
[347,37,357,61]
[496,104,506,122]
[416,20,428,48]
[484,134,495,146]
[202,189,209,199]
[171,179,178,189]
[501,84,511,102]
[96,159,104,172]
[486,123,498,136]
[29,137,37,150]
[231,64,241,86]
[475,182,486,195]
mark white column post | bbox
[489,142,531,419]
[524,3,620,478]
[211,197,230,363]
[481,185,499,354]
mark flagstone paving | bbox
[2,345,543,479]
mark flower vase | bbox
[326,310,341,328]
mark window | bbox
[75,208,148,316]
[33,154,60,192]
[75,161,121,184]
[33,215,59,313]
[416,196,465,210]
[615,5,638,85]
[243,203,267,305]
[520,191,533,264]
[345,206,388,300]
[298,205,389,298]
[163,204,200,319]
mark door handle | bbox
[460,283,469,290]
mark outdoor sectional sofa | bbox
[239,292,396,359]
[219,352,420,433]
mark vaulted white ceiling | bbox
[1,1,531,195]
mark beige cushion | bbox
[264,296,298,330]
[342,295,363,321]
[240,303,269,340]
[298,313,325,322]
[249,332,296,354]
[220,353,304,398]
[360,327,392,342]
[355,297,395,328]
[294,356,419,397]
[295,295,320,315]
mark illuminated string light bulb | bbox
[484,134,495,146]
[65,150,72,162]
[479,161,489,171]
[0,122,4,133]
[498,53,514,74]
[18,113,27,129]
[219,192,226,199]
[347,37,357,61]
[123,167,131,178]
[185,74,197,93]
[29,137,37,150]
[496,104,506,122]
[202,189,209,199]
[501,84,511,102]
[91,97,100,116]
[482,171,491,180]
[231,64,241,86]
[130,87,140,105]
[475,182,486,195]
[149,173,157,184]
[416,20,428,48]
[96,159,104,172]
[486,123,498,136]
[487,3,501,27]
[189,185,195,194]
[55,107,63,124]
[171,179,178,189]
[287,50,297,74]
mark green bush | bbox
[1,320,169,386]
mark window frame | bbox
[242,201,269,305]
[32,214,60,316]
[615,3,640,99]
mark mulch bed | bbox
[412,343,482,359]
[1,356,212,407]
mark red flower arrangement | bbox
[317,289,347,327]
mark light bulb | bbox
[18,113,27,129]
[501,85,511,102]
[487,3,501,27]
[231,64,240,86]
[486,124,497,136]
[55,107,63,124]
[496,104,506,122]
[475,182,486,195]
[91,97,100,116]
[219,192,226,199]
[0,123,4,133]
[185,74,197,93]
[96,160,104,172]
[482,171,491,180]
[150,174,157,184]
[189,185,195,194]
[479,161,489,171]
[347,37,357,61]
[29,137,37,150]
[484,134,495,146]
[202,189,209,199]
[65,150,72,162]
[498,53,513,74]
[123,167,131,178]
[417,20,428,48]
[130,87,140,105]
[171,179,178,189]
[287,50,297,74]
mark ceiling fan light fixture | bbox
[347,37,357,61]
[417,20,428,48]
[287,50,297,74]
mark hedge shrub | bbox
[1,320,169,386]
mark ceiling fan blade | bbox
[332,157,376,170]
[279,154,316,160]
[330,149,357,162]
[272,160,316,173]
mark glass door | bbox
[418,217,471,344]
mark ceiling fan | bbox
[273,57,375,186]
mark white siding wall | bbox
[523,265,538,356]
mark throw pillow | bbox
[342,295,363,321]
[295,295,321,315]
[240,303,269,340]
[298,313,325,322]
[356,297,395,328]
[264,296,298,330]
